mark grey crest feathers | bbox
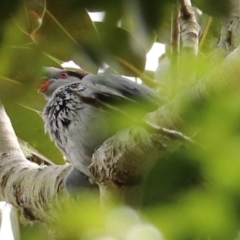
[41,67,88,99]
[41,67,163,192]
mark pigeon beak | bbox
[39,80,51,93]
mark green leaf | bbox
[5,101,64,164]
[192,0,230,17]
[31,0,99,73]
[0,46,63,163]
[95,22,146,76]
[0,0,21,45]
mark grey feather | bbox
[41,67,164,191]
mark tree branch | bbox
[219,0,240,51]
[0,103,70,224]
[89,43,240,205]
[89,126,194,206]
[179,0,201,55]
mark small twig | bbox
[0,102,69,224]
[199,16,213,50]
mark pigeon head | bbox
[39,67,88,99]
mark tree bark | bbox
[219,0,240,51]
[0,102,70,224]
[179,0,201,55]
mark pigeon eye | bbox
[60,72,68,78]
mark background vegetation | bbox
[1,0,240,239]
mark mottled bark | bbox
[179,0,201,55]
[89,127,192,206]
[0,103,70,224]
[219,0,240,51]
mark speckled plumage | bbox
[41,67,164,191]
[43,82,109,176]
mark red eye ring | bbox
[60,72,68,78]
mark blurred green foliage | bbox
[0,0,240,240]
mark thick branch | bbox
[88,44,240,205]
[146,45,240,130]
[219,0,240,51]
[89,127,193,206]
[0,103,70,223]
[179,0,201,55]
